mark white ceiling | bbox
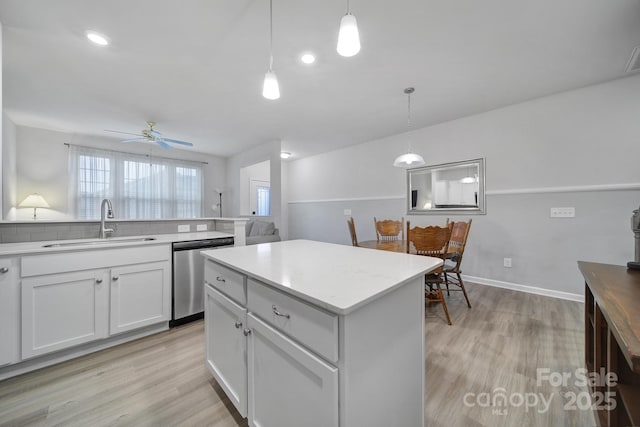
[1,0,640,159]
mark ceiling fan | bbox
[104,121,193,150]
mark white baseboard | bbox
[462,274,584,303]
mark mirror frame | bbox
[406,158,486,215]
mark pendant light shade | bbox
[262,0,280,100]
[393,87,425,168]
[263,70,280,100]
[393,153,425,168]
[337,13,360,57]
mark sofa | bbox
[245,220,281,245]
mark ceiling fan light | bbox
[393,153,425,168]
[263,70,280,100]
[337,14,360,57]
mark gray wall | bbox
[286,75,640,299]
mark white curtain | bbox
[68,145,203,219]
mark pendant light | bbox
[393,87,425,168]
[337,0,361,57]
[263,0,280,100]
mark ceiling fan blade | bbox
[163,138,194,147]
[149,130,163,138]
[121,138,147,143]
[156,139,173,150]
[105,130,144,137]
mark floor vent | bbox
[625,46,640,73]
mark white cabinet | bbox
[205,284,247,417]
[21,269,109,359]
[247,313,338,427]
[110,262,170,335]
[0,258,20,366]
[20,245,171,359]
[204,261,340,427]
[203,242,428,427]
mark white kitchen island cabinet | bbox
[202,239,442,427]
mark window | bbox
[256,185,271,216]
[69,146,203,219]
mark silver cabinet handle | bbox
[95,278,103,284]
[243,328,252,336]
[112,276,119,281]
[0,267,8,273]
[235,321,243,329]
[216,276,226,283]
[272,305,290,319]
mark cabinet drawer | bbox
[247,279,338,363]
[205,260,246,306]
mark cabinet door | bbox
[0,258,20,366]
[205,285,248,417]
[110,261,170,335]
[247,314,338,427]
[21,270,108,359]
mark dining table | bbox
[358,239,407,253]
[358,239,458,259]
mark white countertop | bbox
[201,239,442,315]
[0,231,234,256]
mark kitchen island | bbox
[201,239,441,427]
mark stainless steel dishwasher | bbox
[171,237,234,326]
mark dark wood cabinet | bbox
[579,262,640,427]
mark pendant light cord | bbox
[407,90,412,153]
[346,0,350,13]
[269,0,274,71]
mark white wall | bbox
[287,74,640,298]
[12,125,227,220]
[239,159,270,215]
[2,113,16,220]
[226,140,285,237]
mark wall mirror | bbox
[407,158,486,215]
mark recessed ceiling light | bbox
[280,151,292,159]
[300,53,316,64]
[86,31,109,46]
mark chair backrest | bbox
[374,217,404,241]
[406,221,453,259]
[445,218,472,270]
[347,217,359,246]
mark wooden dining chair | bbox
[347,217,359,247]
[374,217,404,241]
[443,218,472,308]
[406,221,454,325]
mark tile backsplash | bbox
[0,219,222,243]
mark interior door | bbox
[247,314,338,427]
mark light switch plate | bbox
[503,258,512,268]
[196,224,207,231]
[178,224,190,232]
[550,207,575,218]
[344,209,352,216]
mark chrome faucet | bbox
[99,199,114,238]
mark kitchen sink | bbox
[43,237,157,248]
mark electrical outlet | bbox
[550,207,575,218]
[178,224,190,232]
[344,209,352,216]
[196,224,207,231]
[503,258,512,268]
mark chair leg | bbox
[457,271,471,308]
[444,272,450,296]
[436,283,452,325]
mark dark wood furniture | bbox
[579,261,640,427]
[408,221,453,325]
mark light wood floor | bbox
[0,283,595,427]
